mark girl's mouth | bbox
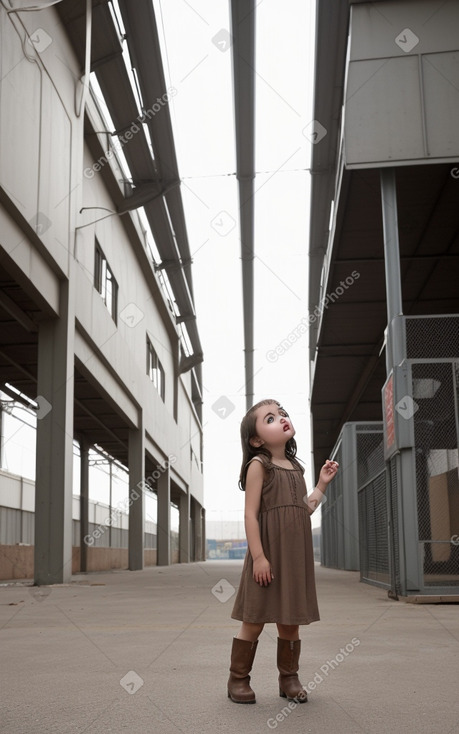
[283,424,290,432]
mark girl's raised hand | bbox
[319,459,339,485]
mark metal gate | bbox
[356,427,389,587]
[323,316,459,598]
[382,315,459,597]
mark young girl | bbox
[227,399,338,704]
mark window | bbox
[147,338,165,401]
[94,240,118,323]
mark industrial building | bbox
[0,0,205,583]
[310,0,459,598]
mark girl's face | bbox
[250,403,295,449]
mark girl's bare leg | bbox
[237,622,264,642]
[276,623,299,641]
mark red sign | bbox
[384,374,395,451]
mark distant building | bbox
[207,538,248,561]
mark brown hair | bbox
[238,399,298,490]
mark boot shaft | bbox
[277,637,301,675]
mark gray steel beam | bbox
[380,169,403,333]
[179,490,191,563]
[128,416,145,571]
[79,437,90,572]
[231,0,256,410]
[380,169,422,595]
[157,466,171,566]
[34,280,75,584]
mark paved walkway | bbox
[1,561,458,734]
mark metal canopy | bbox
[309,0,459,478]
[57,0,203,376]
[230,0,256,411]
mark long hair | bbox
[238,399,297,490]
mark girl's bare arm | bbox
[244,460,273,586]
[305,459,339,515]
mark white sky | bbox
[1,0,322,532]
[154,0,319,527]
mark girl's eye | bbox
[267,416,274,423]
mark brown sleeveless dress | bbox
[231,456,320,625]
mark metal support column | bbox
[193,501,203,562]
[179,489,190,563]
[157,467,171,565]
[342,424,360,571]
[34,280,74,585]
[380,168,404,369]
[380,168,421,594]
[128,417,145,571]
[201,507,206,562]
[79,438,90,572]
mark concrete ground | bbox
[1,561,458,734]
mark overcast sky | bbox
[154,0,319,527]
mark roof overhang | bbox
[57,0,203,378]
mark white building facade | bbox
[0,0,205,583]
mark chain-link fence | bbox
[321,317,459,597]
[321,424,380,573]
[412,360,459,587]
[388,454,400,596]
[406,315,459,359]
[321,443,344,569]
[356,426,389,587]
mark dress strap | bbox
[246,454,272,470]
[246,455,266,467]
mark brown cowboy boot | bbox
[277,638,308,702]
[227,637,258,703]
